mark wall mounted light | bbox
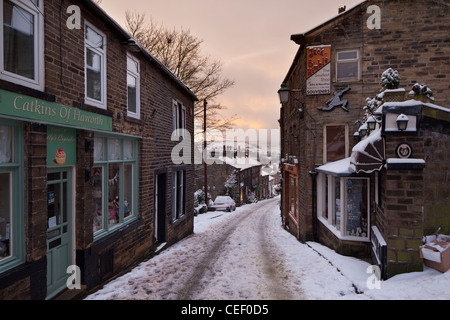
[359,123,368,137]
[396,114,409,131]
[367,116,377,131]
[278,83,290,104]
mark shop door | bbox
[46,168,73,299]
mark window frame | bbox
[93,135,139,240]
[126,53,140,119]
[0,120,24,273]
[84,21,107,110]
[172,99,186,139]
[336,49,360,83]
[323,124,349,164]
[317,173,370,242]
[0,0,44,91]
[171,168,186,222]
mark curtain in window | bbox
[0,126,12,163]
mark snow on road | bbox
[86,197,450,300]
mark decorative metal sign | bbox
[318,86,351,112]
[396,143,412,159]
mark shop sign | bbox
[307,45,331,95]
[0,89,112,131]
[47,126,77,167]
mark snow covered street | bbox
[86,197,450,300]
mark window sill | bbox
[318,216,370,242]
[172,214,187,227]
[93,216,141,243]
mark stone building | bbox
[278,0,449,278]
[0,0,196,299]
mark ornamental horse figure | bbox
[318,86,351,112]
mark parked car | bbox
[211,196,236,212]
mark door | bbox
[46,168,73,299]
[154,173,167,243]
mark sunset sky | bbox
[99,0,364,131]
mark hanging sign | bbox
[307,45,331,95]
[47,126,77,166]
[0,89,112,131]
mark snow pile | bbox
[85,197,450,300]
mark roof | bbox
[316,158,355,177]
[282,0,367,84]
[80,0,198,102]
[290,1,367,45]
[219,156,262,171]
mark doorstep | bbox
[52,285,87,300]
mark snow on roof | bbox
[316,157,355,177]
[381,99,449,113]
[220,156,262,171]
[386,158,426,164]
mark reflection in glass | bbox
[3,0,35,79]
[92,167,103,233]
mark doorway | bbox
[154,172,167,243]
[46,167,73,299]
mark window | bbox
[336,50,359,82]
[127,54,140,118]
[172,169,186,222]
[0,121,24,272]
[318,174,370,241]
[85,22,106,109]
[172,100,186,139]
[93,136,138,237]
[1,0,44,90]
[324,125,348,163]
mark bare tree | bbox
[125,11,237,132]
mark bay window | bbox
[1,0,44,90]
[93,135,138,237]
[318,173,370,241]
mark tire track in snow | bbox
[176,200,271,300]
[255,209,299,300]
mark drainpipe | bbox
[309,170,318,242]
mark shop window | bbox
[289,177,298,219]
[0,122,24,272]
[93,136,138,238]
[324,125,348,163]
[172,169,186,222]
[318,174,370,241]
[1,0,44,90]
[85,22,107,109]
[127,54,140,119]
[336,50,360,82]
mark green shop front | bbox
[0,89,139,299]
